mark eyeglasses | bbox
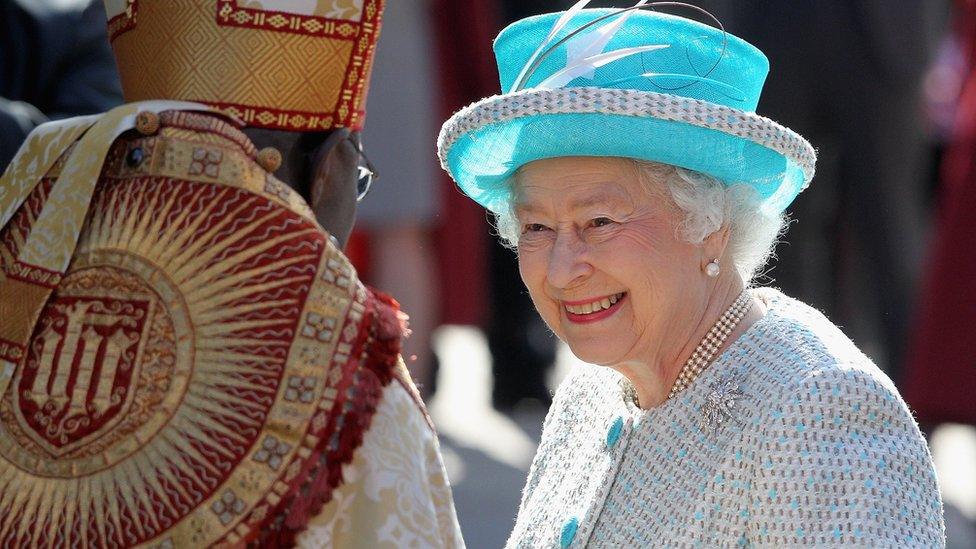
[348,136,378,202]
[308,130,379,203]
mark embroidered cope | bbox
[0,108,459,547]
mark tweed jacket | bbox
[507,288,944,548]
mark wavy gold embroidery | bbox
[0,177,326,546]
[0,109,393,547]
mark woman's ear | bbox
[700,224,732,270]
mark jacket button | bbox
[560,517,579,548]
[606,416,624,449]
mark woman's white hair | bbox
[495,159,787,283]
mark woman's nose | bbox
[546,230,592,289]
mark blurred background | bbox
[2,0,974,547]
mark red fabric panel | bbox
[904,0,976,425]
[429,0,501,326]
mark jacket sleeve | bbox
[748,365,945,547]
[295,378,465,549]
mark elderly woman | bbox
[438,4,945,548]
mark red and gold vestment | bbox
[0,107,460,548]
[0,2,464,545]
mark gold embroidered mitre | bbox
[105,0,384,131]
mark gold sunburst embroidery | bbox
[0,176,325,546]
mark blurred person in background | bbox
[0,1,462,546]
[486,0,570,412]
[356,0,442,397]
[0,0,121,170]
[905,0,976,431]
[694,0,942,384]
[438,4,944,546]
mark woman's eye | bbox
[522,223,549,234]
[591,217,615,228]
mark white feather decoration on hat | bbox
[508,0,594,93]
[510,1,669,92]
[561,0,650,81]
[536,44,669,89]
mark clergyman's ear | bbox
[308,128,359,247]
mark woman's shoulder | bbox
[738,295,943,546]
[739,288,919,437]
[740,288,896,397]
[755,288,872,362]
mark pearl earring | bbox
[705,259,721,278]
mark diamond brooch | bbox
[700,376,745,432]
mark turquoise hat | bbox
[437,4,816,216]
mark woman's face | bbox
[515,156,707,367]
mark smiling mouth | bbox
[563,292,627,316]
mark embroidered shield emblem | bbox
[14,268,157,455]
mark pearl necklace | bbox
[625,290,753,406]
[668,290,752,399]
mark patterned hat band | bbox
[438,87,816,185]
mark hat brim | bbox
[438,88,815,215]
